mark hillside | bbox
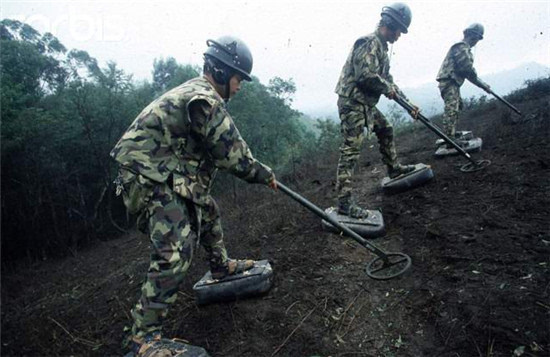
[2,81,549,356]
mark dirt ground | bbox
[2,92,549,357]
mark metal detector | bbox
[277,181,411,280]
[486,88,522,116]
[393,95,491,173]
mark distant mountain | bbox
[304,62,550,120]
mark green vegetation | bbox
[0,20,340,264]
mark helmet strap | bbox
[223,82,230,103]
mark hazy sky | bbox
[2,0,549,115]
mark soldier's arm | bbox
[353,40,394,96]
[385,73,409,101]
[189,100,273,185]
[454,44,486,89]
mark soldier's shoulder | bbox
[177,77,213,94]
[450,41,469,51]
[172,77,221,105]
[353,33,378,51]
[356,32,377,44]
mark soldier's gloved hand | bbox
[252,162,277,190]
[409,103,421,120]
[385,89,397,100]
[268,175,278,190]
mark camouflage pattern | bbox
[436,41,483,88]
[334,29,402,207]
[130,182,227,338]
[335,29,407,107]
[438,81,463,137]
[111,76,273,340]
[111,76,273,206]
[336,97,397,206]
[437,41,485,136]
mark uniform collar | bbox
[459,39,471,48]
[201,76,225,103]
[374,28,389,50]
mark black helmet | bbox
[464,23,484,40]
[381,3,412,33]
[204,36,253,83]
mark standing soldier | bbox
[437,23,491,145]
[111,36,276,355]
[334,2,420,218]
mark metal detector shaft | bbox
[393,95,477,165]
[276,181,387,258]
[488,90,522,116]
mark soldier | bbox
[437,23,491,144]
[111,36,276,355]
[334,2,420,218]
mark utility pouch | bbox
[116,168,155,215]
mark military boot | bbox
[209,251,255,280]
[338,201,369,219]
[387,163,416,179]
[130,332,209,357]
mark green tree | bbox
[152,57,200,95]
[267,76,296,105]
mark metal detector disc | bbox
[365,253,412,280]
[460,159,491,173]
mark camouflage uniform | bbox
[334,28,408,207]
[111,76,272,339]
[437,40,485,136]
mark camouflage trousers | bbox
[439,81,463,137]
[336,96,398,206]
[127,177,228,339]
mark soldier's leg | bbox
[371,107,415,178]
[199,197,253,279]
[131,183,195,341]
[370,107,397,168]
[440,83,461,137]
[336,97,368,217]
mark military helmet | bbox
[204,36,253,83]
[464,23,484,40]
[381,2,412,33]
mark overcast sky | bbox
[2,0,549,114]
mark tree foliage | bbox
[1,20,340,265]
[152,57,200,95]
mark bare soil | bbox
[2,93,549,356]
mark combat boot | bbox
[387,163,416,179]
[338,202,369,219]
[130,332,209,357]
[210,258,255,280]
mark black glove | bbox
[250,162,274,185]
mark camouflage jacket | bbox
[335,29,406,107]
[437,41,483,88]
[110,76,271,206]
